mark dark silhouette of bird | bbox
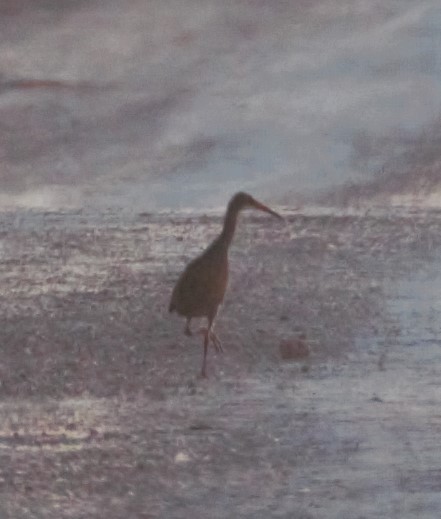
[169,192,283,377]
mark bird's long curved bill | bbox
[251,199,283,220]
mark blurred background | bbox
[0,0,440,211]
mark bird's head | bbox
[229,192,283,219]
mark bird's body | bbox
[169,236,229,320]
[169,192,282,377]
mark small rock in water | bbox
[174,452,191,464]
[279,335,310,360]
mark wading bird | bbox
[169,192,283,377]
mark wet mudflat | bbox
[0,208,441,518]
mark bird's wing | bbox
[170,252,228,316]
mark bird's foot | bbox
[200,361,208,378]
[210,331,223,353]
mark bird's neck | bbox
[219,205,240,248]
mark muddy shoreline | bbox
[0,208,441,518]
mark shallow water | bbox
[1,209,441,518]
[387,256,441,348]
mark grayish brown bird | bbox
[169,192,283,377]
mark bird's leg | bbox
[210,330,223,353]
[201,328,209,378]
[184,318,192,337]
[198,321,223,353]
[200,314,219,377]
[209,316,223,353]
